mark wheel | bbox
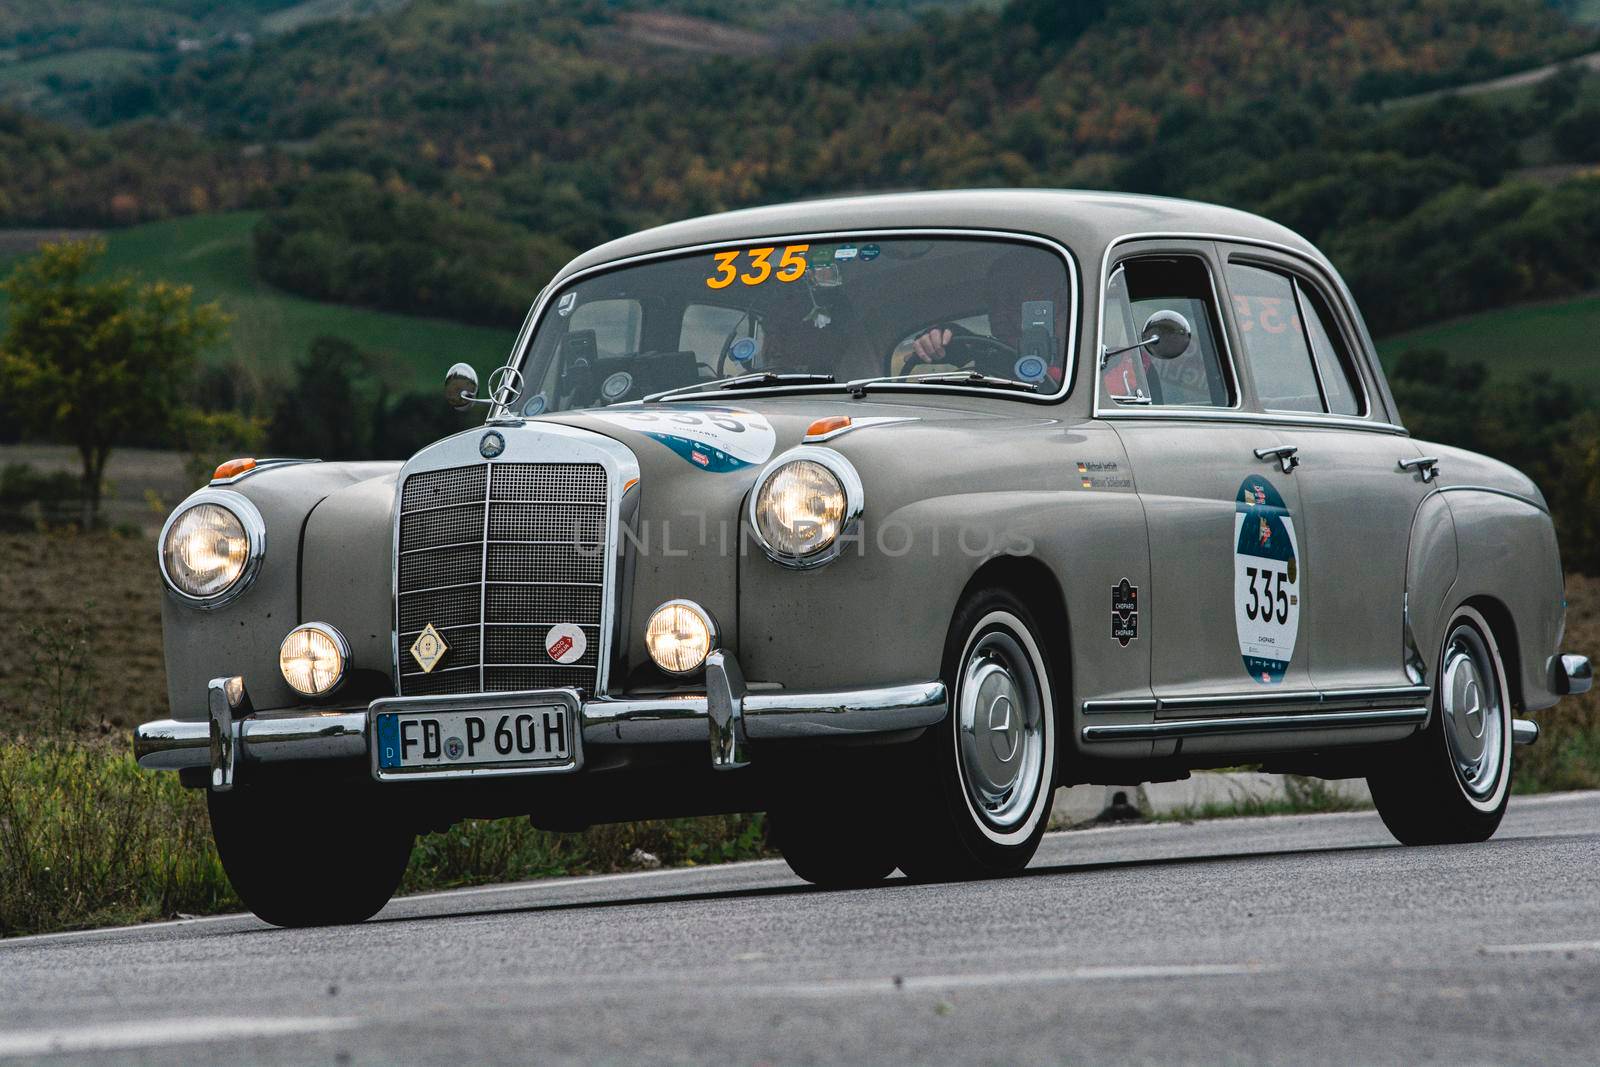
[208,783,414,928]
[895,587,1059,882]
[1368,605,1512,845]
[769,802,897,889]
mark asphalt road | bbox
[5,793,1600,1065]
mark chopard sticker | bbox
[545,623,587,665]
[589,407,776,473]
[1234,475,1300,684]
[728,336,760,363]
[1111,578,1138,646]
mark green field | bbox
[1,212,520,393]
[1376,292,1600,392]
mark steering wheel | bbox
[941,334,1018,378]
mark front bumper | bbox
[133,649,946,786]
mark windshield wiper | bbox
[643,372,836,402]
[846,370,1039,398]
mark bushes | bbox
[0,464,80,531]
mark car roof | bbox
[555,189,1323,281]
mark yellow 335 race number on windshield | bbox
[706,245,809,289]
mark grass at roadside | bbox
[1145,777,1372,823]
[0,738,767,937]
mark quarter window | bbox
[1103,255,1233,408]
[1226,263,1366,417]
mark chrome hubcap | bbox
[956,630,1045,831]
[1440,623,1505,800]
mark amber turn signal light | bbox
[212,457,257,481]
[804,416,851,439]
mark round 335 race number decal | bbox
[1233,476,1300,684]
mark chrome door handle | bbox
[1399,456,1440,483]
[1254,445,1299,474]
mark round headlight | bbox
[279,623,348,697]
[645,600,717,675]
[750,447,862,567]
[159,491,264,605]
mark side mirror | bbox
[1141,310,1192,361]
[444,363,480,411]
[1101,310,1193,363]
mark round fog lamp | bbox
[645,600,717,675]
[279,623,348,697]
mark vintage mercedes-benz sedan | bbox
[136,190,1591,926]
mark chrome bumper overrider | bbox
[133,651,947,785]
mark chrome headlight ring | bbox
[747,445,865,570]
[157,488,266,609]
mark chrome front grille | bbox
[396,461,609,697]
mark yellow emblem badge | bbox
[410,623,449,673]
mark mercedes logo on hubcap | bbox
[1462,676,1485,740]
[988,693,1019,762]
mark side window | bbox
[1103,255,1233,408]
[1226,264,1322,413]
[1296,281,1365,416]
[1226,263,1367,417]
[568,299,642,358]
[679,304,765,374]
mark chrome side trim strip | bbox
[1159,690,1322,710]
[1081,697,1159,715]
[1319,684,1432,703]
[1081,706,1428,742]
[1081,685,1429,716]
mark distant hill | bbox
[1377,290,1600,395]
[0,212,516,391]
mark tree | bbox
[267,335,379,461]
[0,239,228,527]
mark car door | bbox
[1101,241,1316,708]
[1217,249,1430,697]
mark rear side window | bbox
[1102,255,1233,408]
[1298,283,1364,416]
[1226,263,1365,416]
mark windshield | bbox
[512,236,1074,413]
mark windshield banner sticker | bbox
[1233,475,1300,684]
[590,408,776,473]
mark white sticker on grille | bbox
[545,623,588,664]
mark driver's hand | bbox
[909,328,952,364]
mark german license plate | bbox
[371,692,579,780]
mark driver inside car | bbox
[896,249,1070,382]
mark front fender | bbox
[160,462,400,718]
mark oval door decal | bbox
[1233,475,1301,684]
